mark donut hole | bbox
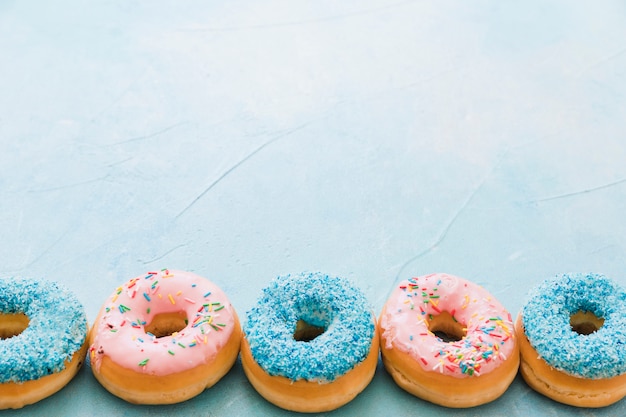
[570,310,604,335]
[293,319,326,342]
[428,311,466,343]
[144,311,188,338]
[0,313,30,339]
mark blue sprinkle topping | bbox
[243,272,375,382]
[0,278,88,383]
[521,273,626,379]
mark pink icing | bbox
[90,269,237,375]
[380,273,515,378]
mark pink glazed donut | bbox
[379,273,519,407]
[89,269,241,404]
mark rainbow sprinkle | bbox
[390,274,514,377]
[90,269,234,375]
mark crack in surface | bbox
[140,244,187,264]
[27,175,111,193]
[174,121,313,220]
[25,230,69,269]
[392,149,509,285]
[104,122,188,146]
[393,175,487,283]
[531,178,626,203]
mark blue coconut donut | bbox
[516,272,626,407]
[241,272,378,412]
[0,278,88,409]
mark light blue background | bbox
[1,1,625,415]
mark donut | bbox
[379,273,519,408]
[0,278,88,409]
[515,272,626,407]
[241,272,379,412]
[89,269,241,404]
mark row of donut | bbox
[0,270,624,411]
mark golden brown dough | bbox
[516,316,626,408]
[240,327,379,413]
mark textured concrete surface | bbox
[1,1,625,415]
